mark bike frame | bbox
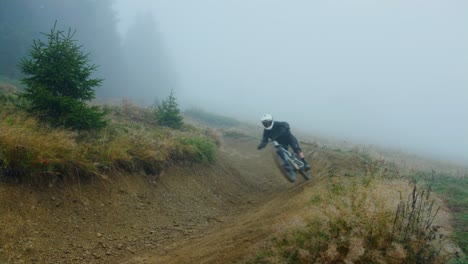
[272,141,305,170]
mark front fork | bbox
[276,148,303,170]
[276,148,294,169]
[275,148,287,162]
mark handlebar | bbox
[270,140,281,148]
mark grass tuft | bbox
[0,99,218,184]
[246,174,449,264]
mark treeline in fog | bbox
[0,0,174,104]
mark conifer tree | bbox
[19,22,107,130]
[154,90,183,129]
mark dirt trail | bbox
[124,181,319,264]
[0,135,322,263]
[122,137,322,264]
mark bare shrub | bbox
[391,182,443,263]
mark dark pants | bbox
[275,148,292,170]
[278,134,302,155]
[276,134,302,168]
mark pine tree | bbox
[0,0,126,94]
[19,22,107,130]
[154,90,183,129]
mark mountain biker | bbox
[257,114,311,173]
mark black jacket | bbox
[258,121,291,148]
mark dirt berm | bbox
[0,134,375,263]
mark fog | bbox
[111,0,468,164]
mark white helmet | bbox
[260,114,274,130]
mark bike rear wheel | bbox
[291,154,312,181]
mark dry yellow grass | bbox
[0,112,90,179]
[0,100,218,184]
[250,174,456,264]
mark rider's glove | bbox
[257,143,266,150]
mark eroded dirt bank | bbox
[0,136,296,263]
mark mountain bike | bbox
[271,140,312,182]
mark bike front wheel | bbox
[272,151,296,182]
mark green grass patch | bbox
[177,136,217,163]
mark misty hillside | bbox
[1,0,172,103]
[1,1,467,165]
[1,1,467,263]
[1,77,467,263]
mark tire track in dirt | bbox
[0,136,320,263]
[122,137,321,264]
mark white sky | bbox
[113,0,468,165]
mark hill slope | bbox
[0,130,462,263]
[0,134,287,263]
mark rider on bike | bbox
[257,114,311,173]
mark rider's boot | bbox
[302,158,311,171]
